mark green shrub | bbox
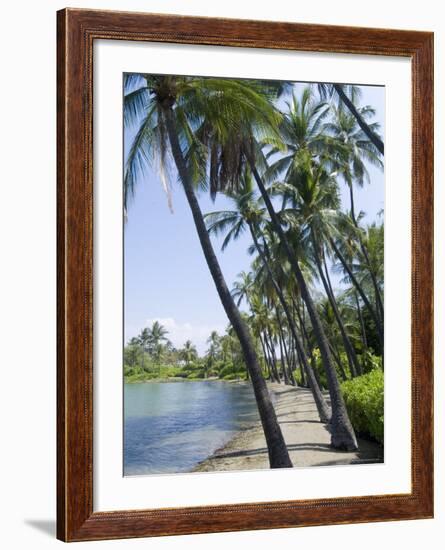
[124,365,134,377]
[222,372,246,380]
[187,372,205,379]
[359,350,383,373]
[125,371,158,383]
[341,368,384,444]
[218,363,237,379]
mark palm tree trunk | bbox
[322,254,362,377]
[259,333,272,379]
[164,108,292,468]
[329,236,384,350]
[266,329,281,383]
[248,162,355,448]
[334,84,384,155]
[329,340,348,381]
[277,323,290,385]
[348,185,384,323]
[280,319,296,386]
[311,234,359,377]
[288,311,306,387]
[275,306,295,385]
[249,225,331,423]
[355,291,368,372]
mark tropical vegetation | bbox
[124,75,384,467]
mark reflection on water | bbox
[124,380,259,475]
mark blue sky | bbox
[124,81,384,354]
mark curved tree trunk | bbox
[164,108,292,468]
[248,162,356,449]
[334,84,384,155]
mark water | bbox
[124,380,260,475]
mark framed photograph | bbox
[57,8,434,542]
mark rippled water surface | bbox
[124,381,259,475]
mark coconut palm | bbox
[136,327,151,371]
[205,331,221,377]
[325,105,384,323]
[330,214,384,349]
[206,172,331,423]
[231,271,255,308]
[274,155,362,377]
[125,337,142,369]
[124,74,291,468]
[148,321,169,352]
[248,94,358,449]
[180,340,198,366]
[318,83,384,155]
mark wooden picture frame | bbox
[57,8,434,542]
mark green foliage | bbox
[186,372,205,380]
[359,350,382,374]
[310,348,351,388]
[222,372,247,381]
[341,368,384,443]
[218,363,236,378]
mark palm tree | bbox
[180,340,198,366]
[325,104,383,220]
[318,83,384,155]
[206,331,221,377]
[330,214,384,349]
[147,321,169,357]
[137,327,151,371]
[124,74,292,468]
[325,105,384,323]
[274,156,361,378]
[249,91,357,450]
[125,337,142,369]
[206,172,331,423]
[231,271,255,308]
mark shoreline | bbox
[124,376,247,384]
[193,382,383,472]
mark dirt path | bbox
[194,383,382,472]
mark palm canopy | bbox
[317,82,384,155]
[149,321,169,345]
[324,105,383,189]
[231,271,255,308]
[124,74,285,209]
[265,86,345,184]
[204,170,267,250]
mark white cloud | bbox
[145,317,226,355]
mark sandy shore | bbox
[193,383,383,472]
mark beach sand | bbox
[193,383,383,472]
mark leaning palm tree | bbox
[275,155,361,377]
[318,83,384,155]
[206,172,331,423]
[325,105,384,323]
[250,90,358,450]
[231,271,255,308]
[124,74,291,468]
